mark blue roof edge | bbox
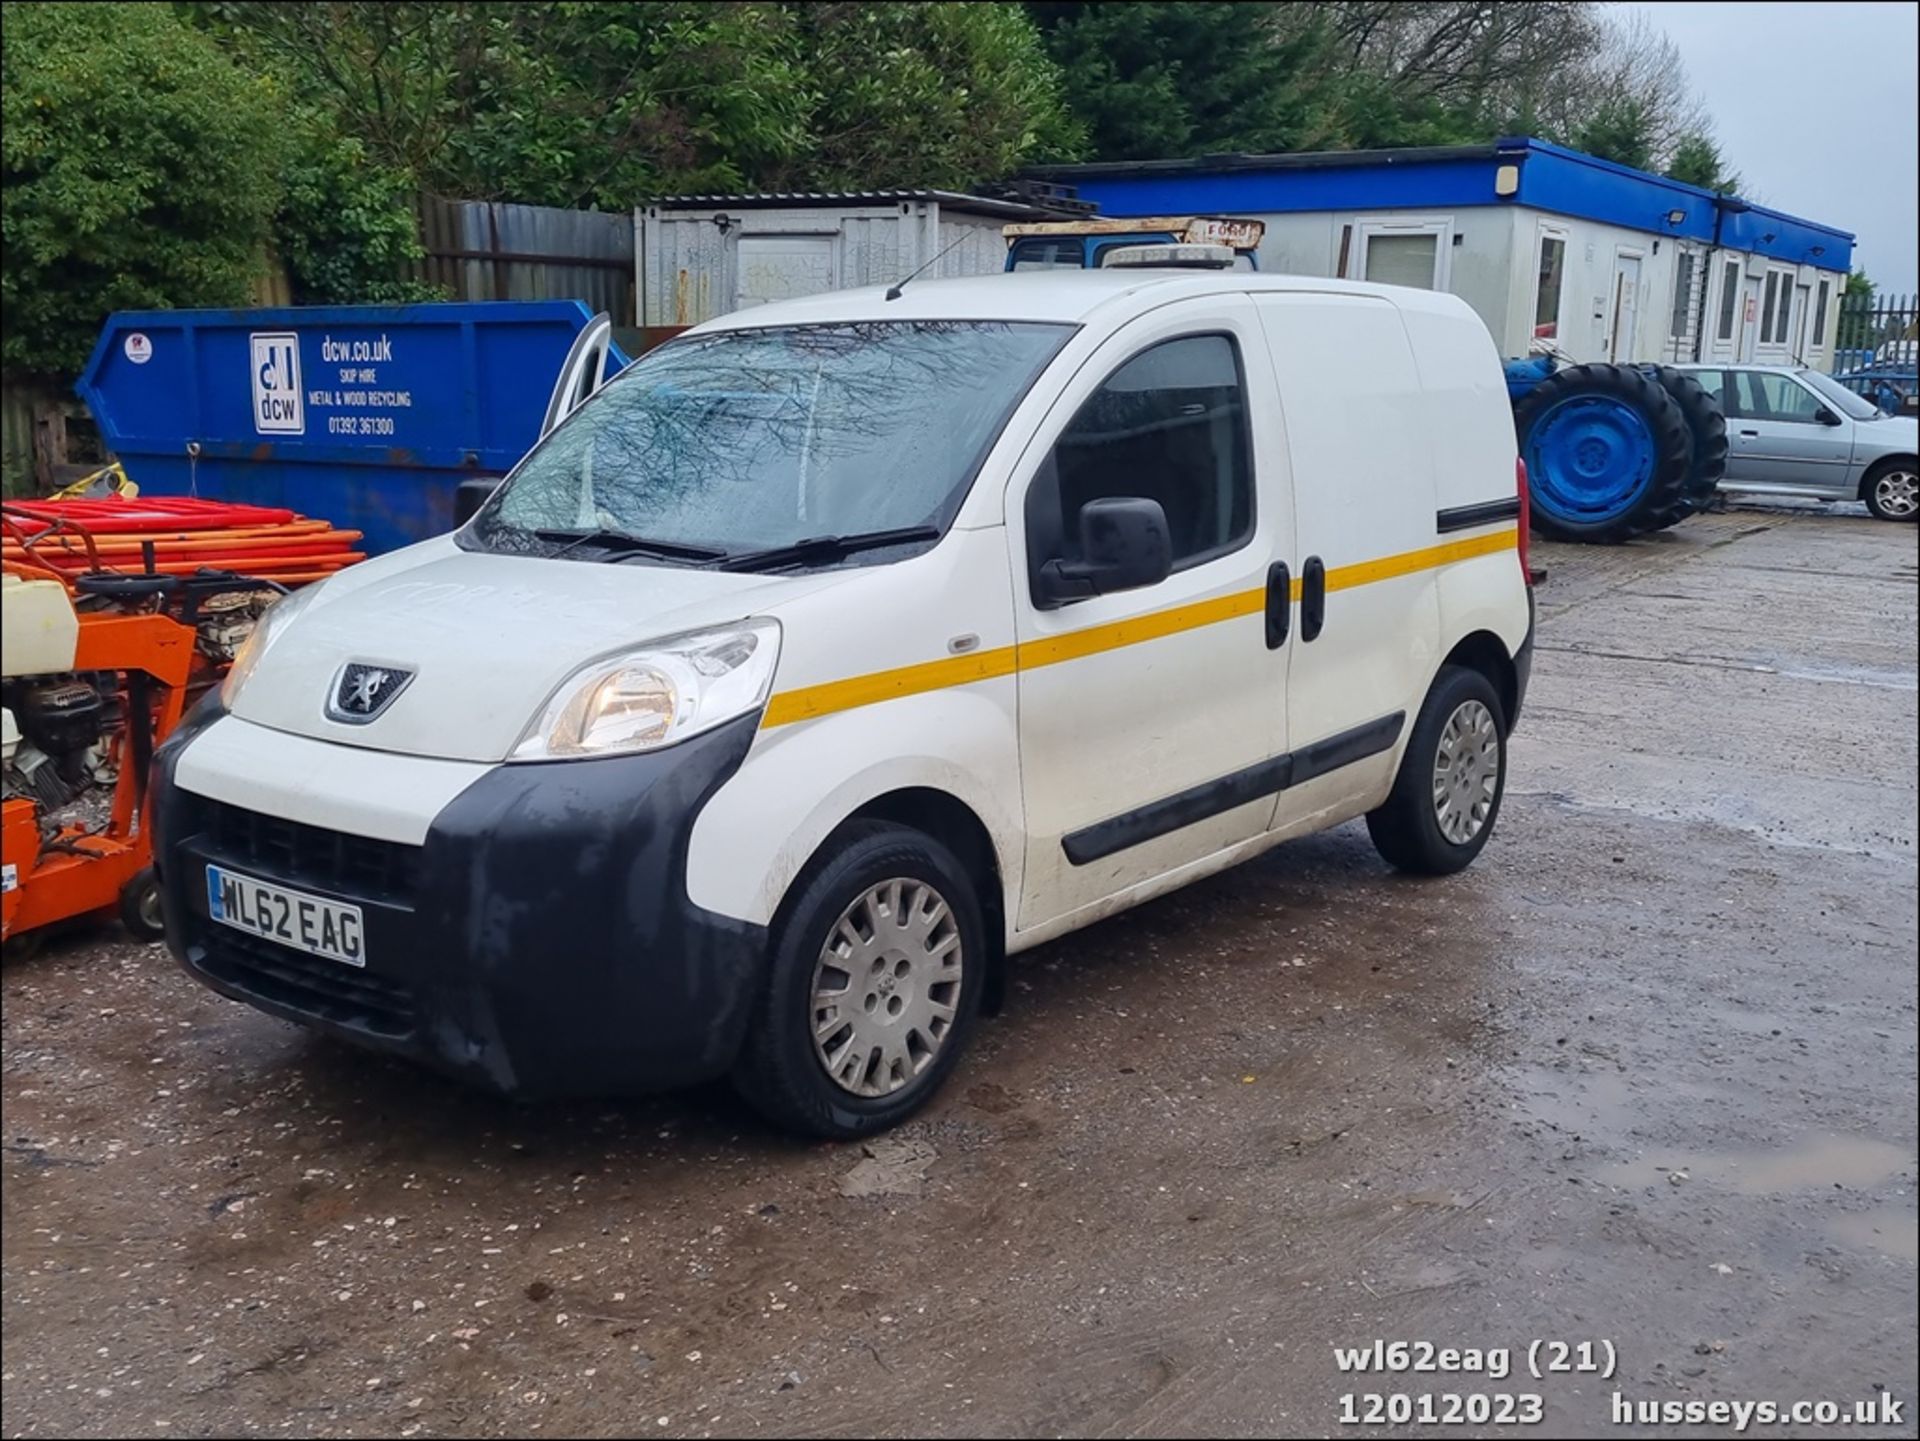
[1022,138,1853,274]
[1507,137,1855,248]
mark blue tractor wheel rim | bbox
[1525,394,1657,525]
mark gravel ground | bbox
[4,498,1915,1439]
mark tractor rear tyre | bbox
[1515,363,1692,543]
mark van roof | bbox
[695,269,1473,333]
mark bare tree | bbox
[1546,8,1710,166]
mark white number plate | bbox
[205,864,365,967]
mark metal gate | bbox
[1832,289,1917,372]
[1830,289,1918,414]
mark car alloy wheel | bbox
[809,877,964,1098]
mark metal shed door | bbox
[735,235,839,309]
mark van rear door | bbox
[1254,293,1442,824]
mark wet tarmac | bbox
[4,501,1916,1438]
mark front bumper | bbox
[151,701,768,1097]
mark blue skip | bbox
[78,301,625,555]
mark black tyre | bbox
[1515,362,1692,543]
[1367,666,1508,876]
[1861,457,1920,522]
[119,865,166,940]
[732,821,986,1139]
[1649,365,1730,505]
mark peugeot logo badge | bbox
[327,661,415,724]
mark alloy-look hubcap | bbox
[1875,469,1918,518]
[810,878,963,1098]
[1432,699,1500,845]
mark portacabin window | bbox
[1669,252,1697,340]
[1812,279,1831,349]
[1761,269,1795,346]
[1716,259,1740,341]
[1534,233,1568,339]
[1360,222,1448,290]
[1027,334,1254,588]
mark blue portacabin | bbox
[77,301,626,555]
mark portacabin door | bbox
[1008,296,1294,932]
[1609,250,1644,361]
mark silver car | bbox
[1677,363,1919,522]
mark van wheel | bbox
[732,822,985,1139]
[1862,459,1919,521]
[1366,666,1507,875]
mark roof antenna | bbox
[886,231,973,301]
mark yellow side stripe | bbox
[1324,527,1518,593]
[1017,584,1267,668]
[761,525,1516,729]
[761,646,1018,728]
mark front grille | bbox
[198,797,421,904]
[195,926,417,1038]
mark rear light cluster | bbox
[1516,457,1533,586]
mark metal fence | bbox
[1832,289,1918,374]
[408,195,636,324]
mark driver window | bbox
[1027,334,1253,581]
[1751,372,1820,422]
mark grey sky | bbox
[1625,0,1918,293]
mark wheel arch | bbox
[816,787,1009,1016]
[1859,453,1919,501]
[1440,629,1519,734]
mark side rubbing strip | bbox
[1289,709,1405,785]
[1062,755,1293,866]
[1436,497,1523,533]
[1061,710,1407,866]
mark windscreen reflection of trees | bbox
[492,323,1066,551]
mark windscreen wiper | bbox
[717,525,942,573]
[532,527,729,564]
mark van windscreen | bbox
[466,320,1072,564]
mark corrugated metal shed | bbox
[637,190,1068,329]
[650,189,1055,221]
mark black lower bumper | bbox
[151,702,768,1098]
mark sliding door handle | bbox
[1264,562,1291,648]
[1301,556,1326,642]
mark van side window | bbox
[1028,335,1253,584]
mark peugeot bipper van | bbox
[152,267,1535,1139]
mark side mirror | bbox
[1815,406,1843,426]
[1038,497,1173,605]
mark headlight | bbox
[219,584,318,707]
[510,619,781,761]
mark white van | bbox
[152,270,1535,1138]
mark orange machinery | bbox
[2,507,291,949]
